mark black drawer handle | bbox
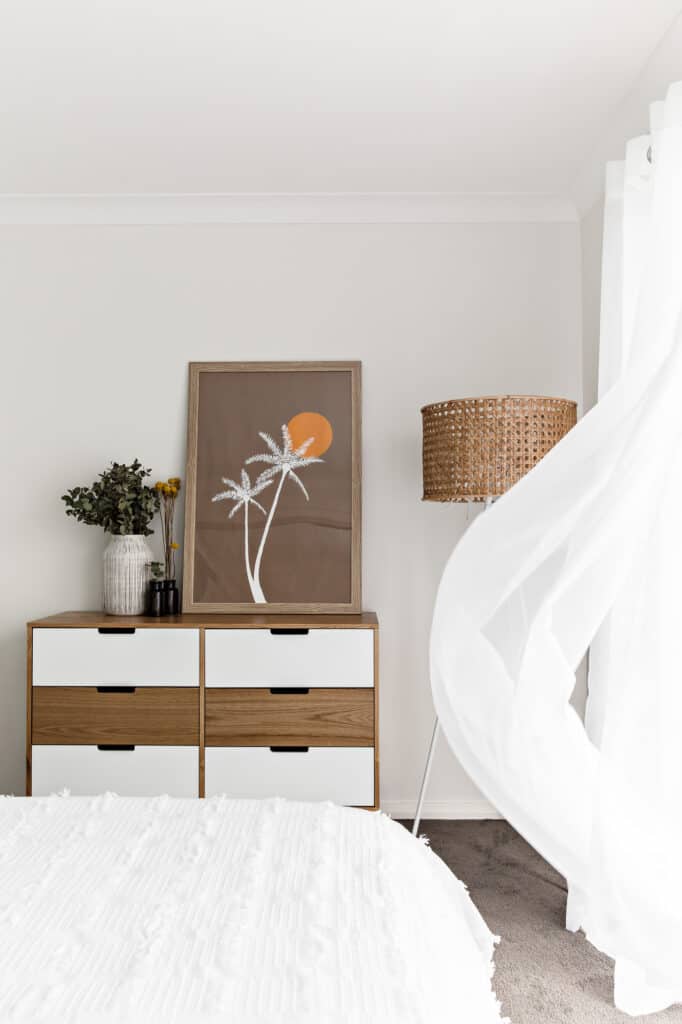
[96,686,136,694]
[97,744,135,752]
[269,628,309,636]
[269,687,309,695]
[97,627,136,635]
[269,746,309,753]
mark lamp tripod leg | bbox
[412,718,440,837]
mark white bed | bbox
[0,795,505,1023]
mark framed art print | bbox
[183,361,361,613]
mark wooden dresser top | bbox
[28,611,378,630]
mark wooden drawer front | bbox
[32,687,199,746]
[205,746,374,806]
[206,688,373,747]
[33,628,199,686]
[205,628,374,688]
[31,745,198,797]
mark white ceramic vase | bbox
[103,534,152,615]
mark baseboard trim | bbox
[0,192,578,226]
[380,798,502,820]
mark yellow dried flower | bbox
[170,542,179,550]
[168,486,178,497]
[154,481,164,491]
[168,477,181,489]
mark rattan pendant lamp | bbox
[412,395,577,836]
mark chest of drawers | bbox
[27,612,379,808]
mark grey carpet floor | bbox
[401,820,681,1024]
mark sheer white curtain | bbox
[430,83,682,1016]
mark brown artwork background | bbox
[192,369,354,605]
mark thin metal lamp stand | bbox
[411,498,492,838]
[412,718,441,836]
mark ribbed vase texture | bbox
[103,535,152,615]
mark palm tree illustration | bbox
[212,469,273,601]
[213,415,332,603]
[245,424,324,599]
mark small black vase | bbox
[162,579,179,616]
[147,580,164,617]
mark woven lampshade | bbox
[421,395,577,502]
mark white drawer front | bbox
[33,628,200,686]
[205,746,374,805]
[205,629,374,688]
[31,745,198,797]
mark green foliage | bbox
[62,460,160,536]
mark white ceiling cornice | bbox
[0,193,578,226]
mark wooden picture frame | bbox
[183,361,361,614]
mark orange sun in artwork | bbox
[287,412,333,458]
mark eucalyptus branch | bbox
[62,460,159,536]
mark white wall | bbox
[0,218,581,814]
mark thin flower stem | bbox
[161,501,166,581]
[159,492,177,580]
[167,497,175,579]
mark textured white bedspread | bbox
[0,796,504,1023]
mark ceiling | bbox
[0,0,679,196]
